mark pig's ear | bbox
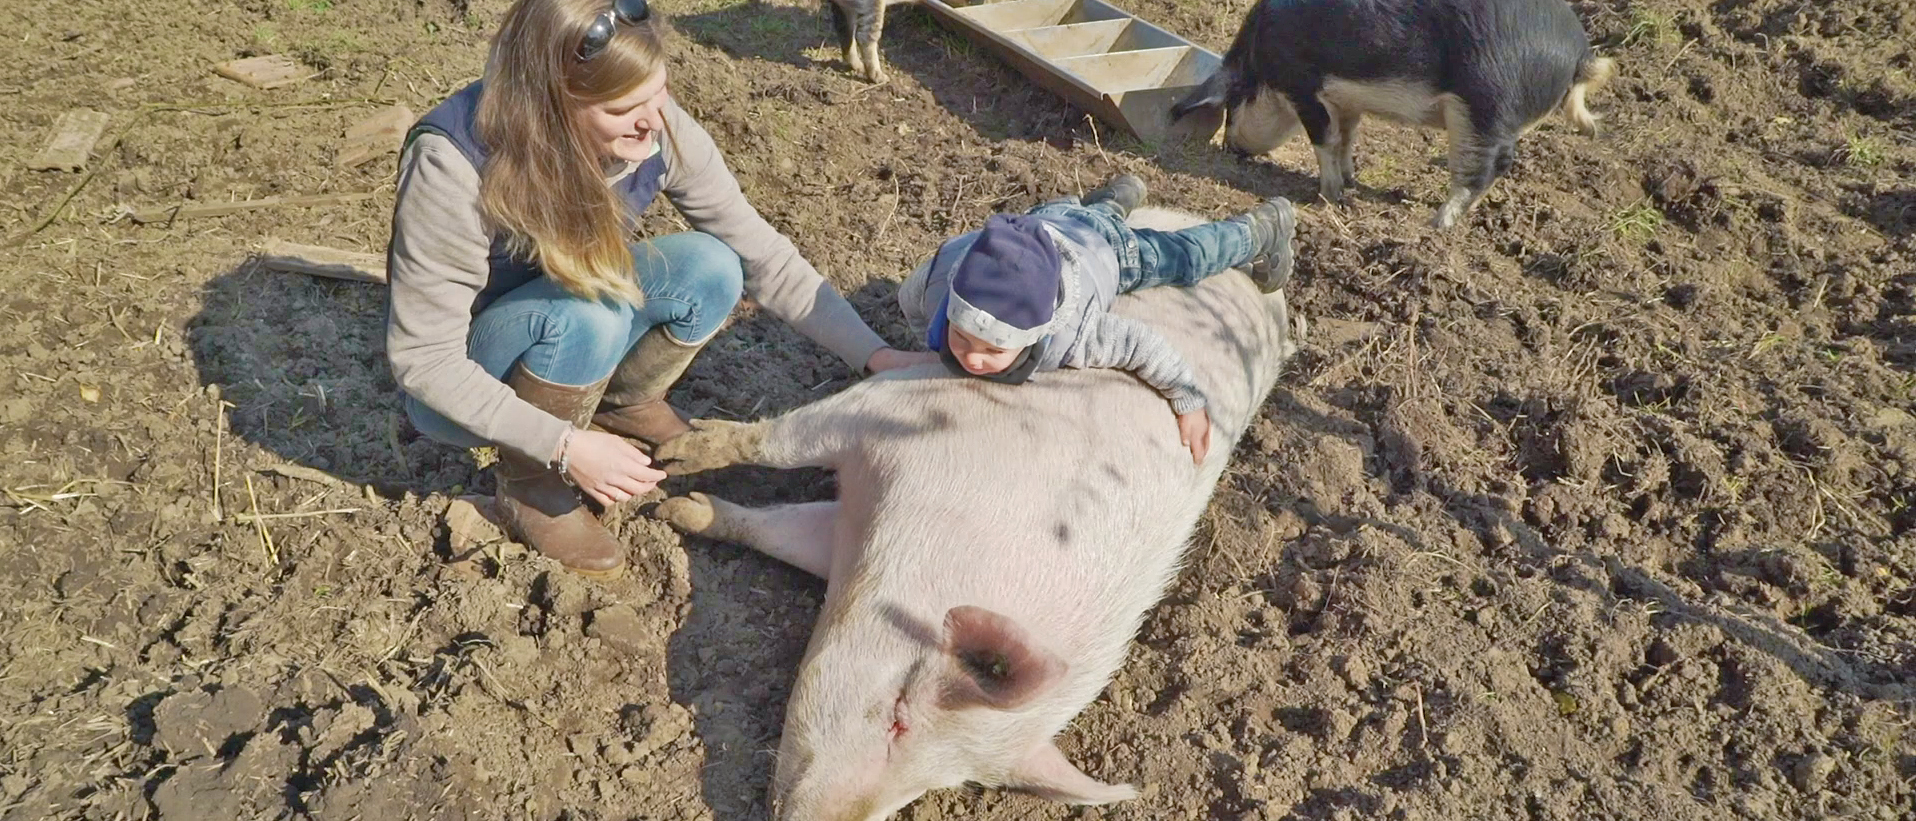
[1004,741,1139,805]
[938,605,1066,711]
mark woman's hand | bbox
[1177,407,1211,465]
[560,429,667,506]
[865,347,941,374]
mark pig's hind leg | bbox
[656,493,838,579]
[829,0,861,77]
[1330,107,1361,189]
[1431,96,1514,230]
[854,1,888,83]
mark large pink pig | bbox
[651,207,1303,820]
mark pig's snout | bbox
[769,763,912,821]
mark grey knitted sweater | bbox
[897,217,1207,414]
[386,99,890,462]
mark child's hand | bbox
[865,347,941,374]
[1177,408,1211,465]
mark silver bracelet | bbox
[555,428,577,485]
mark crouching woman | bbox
[386,0,927,577]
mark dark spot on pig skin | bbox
[878,602,942,648]
[1054,523,1072,543]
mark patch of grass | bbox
[1721,475,1747,505]
[294,31,367,64]
[253,23,279,47]
[745,14,798,38]
[287,0,333,11]
[945,34,978,59]
[1834,133,1888,168]
[1812,556,1844,588]
[286,406,315,431]
[908,15,976,59]
[1621,9,1679,49]
[1361,153,1399,186]
[1609,202,1664,242]
[324,31,367,53]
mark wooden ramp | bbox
[919,0,1221,143]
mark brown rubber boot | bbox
[592,326,707,448]
[495,364,625,579]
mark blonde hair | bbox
[476,0,669,305]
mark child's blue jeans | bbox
[1026,197,1256,292]
[405,231,744,449]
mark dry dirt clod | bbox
[538,570,595,617]
[583,604,651,655]
[1324,708,1357,741]
[1,773,32,800]
[623,703,693,761]
[1791,752,1836,793]
[446,495,504,552]
[1333,655,1369,690]
[151,687,265,757]
[309,702,377,763]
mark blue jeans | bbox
[406,231,744,448]
[1026,198,1255,292]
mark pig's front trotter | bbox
[653,419,766,474]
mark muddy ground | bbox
[2,0,1913,818]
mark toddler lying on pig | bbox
[898,175,1297,462]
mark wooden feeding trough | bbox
[918,0,1222,143]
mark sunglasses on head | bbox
[577,0,651,61]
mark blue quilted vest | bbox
[406,80,669,311]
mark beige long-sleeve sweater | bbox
[386,99,887,463]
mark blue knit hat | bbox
[946,214,1064,349]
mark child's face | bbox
[946,326,1024,375]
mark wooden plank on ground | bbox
[28,109,112,171]
[336,104,416,168]
[128,192,374,224]
[213,55,316,90]
[256,239,387,285]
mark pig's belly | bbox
[847,357,1234,623]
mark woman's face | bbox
[580,68,670,163]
